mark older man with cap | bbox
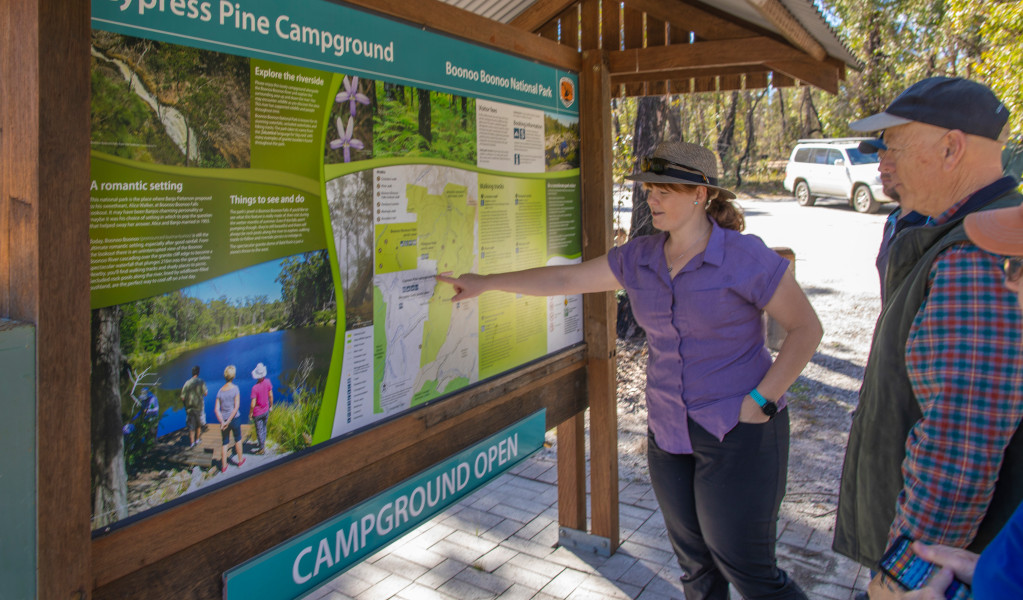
[831,77,1023,598]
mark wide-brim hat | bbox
[965,203,1023,256]
[850,76,1009,141]
[252,362,267,379]
[626,142,736,200]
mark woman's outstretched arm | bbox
[436,254,621,302]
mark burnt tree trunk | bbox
[417,88,432,149]
[618,95,670,339]
[91,305,128,529]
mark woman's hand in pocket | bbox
[739,394,771,424]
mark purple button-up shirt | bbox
[607,219,789,454]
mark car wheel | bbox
[852,184,880,214]
[794,181,815,206]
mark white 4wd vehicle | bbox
[782,138,894,213]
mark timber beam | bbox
[608,36,808,75]
[745,0,827,61]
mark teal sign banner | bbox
[222,409,547,600]
[91,0,577,116]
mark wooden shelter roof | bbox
[434,0,859,95]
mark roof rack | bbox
[796,137,874,144]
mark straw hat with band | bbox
[965,203,1023,257]
[626,142,736,200]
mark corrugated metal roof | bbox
[438,0,537,24]
[435,0,861,69]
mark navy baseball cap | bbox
[850,77,1009,140]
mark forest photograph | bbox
[90,252,336,529]
[90,31,251,169]
[544,112,580,171]
[326,171,374,330]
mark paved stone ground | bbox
[306,447,870,600]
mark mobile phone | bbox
[878,535,972,599]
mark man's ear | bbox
[942,129,967,168]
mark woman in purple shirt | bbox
[438,142,822,600]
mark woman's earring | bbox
[693,200,699,205]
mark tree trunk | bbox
[618,95,669,339]
[91,305,128,529]
[717,91,739,183]
[736,89,767,187]
[417,88,432,149]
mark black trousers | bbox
[647,409,807,600]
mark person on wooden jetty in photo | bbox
[215,364,245,472]
[181,365,207,449]
[437,141,823,600]
[249,362,273,455]
[829,77,1023,600]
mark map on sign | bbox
[373,165,480,415]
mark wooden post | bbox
[579,48,619,553]
[556,413,586,530]
[0,1,92,598]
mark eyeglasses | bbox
[639,157,710,185]
[1004,257,1023,283]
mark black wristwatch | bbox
[750,388,778,418]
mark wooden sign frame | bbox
[1,1,617,598]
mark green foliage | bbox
[276,250,336,328]
[122,411,160,474]
[373,83,477,163]
[265,358,322,452]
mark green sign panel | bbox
[223,409,546,600]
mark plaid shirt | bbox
[890,195,1023,548]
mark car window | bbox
[845,147,879,165]
[811,148,829,164]
[794,148,812,162]
[826,149,843,165]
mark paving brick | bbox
[442,507,506,533]
[643,570,686,598]
[498,534,556,559]
[576,573,640,599]
[394,582,457,600]
[480,518,525,543]
[515,514,555,540]
[454,565,515,595]
[540,568,590,599]
[405,523,457,549]
[416,558,468,589]
[390,544,447,570]
[593,551,638,581]
[635,589,682,600]
[446,529,499,555]
[495,583,537,599]
[313,591,357,600]
[493,561,556,591]
[508,551,567,579]
[371,554,430,581]
[545,546,606,573]
[436,576,499,600]
[618,539,674,566]
[474,546,518,573]
[320,572,373,598]
[429,539,489,565]
[615,558,660,588]
[343,561,391,586]
[777,521,814,547]
[489,502,539,524]
[530,521,561,546]
[356,573,413,600]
